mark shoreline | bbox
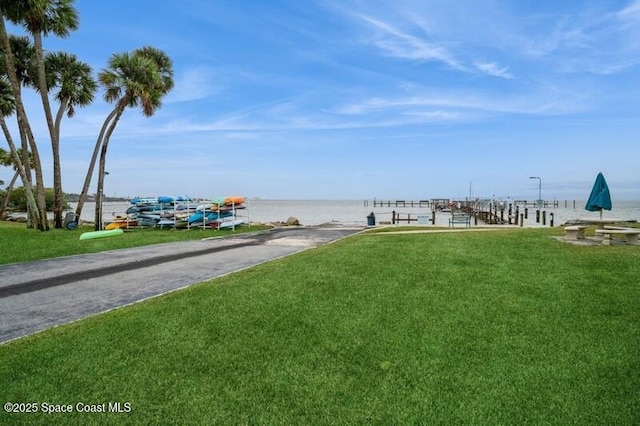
[2,199,638,229]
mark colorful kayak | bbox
[157,219,177,227]
[224,196,245,205]
[216,218,245,229]
[130,197,158,204]
[105,218,137,230]
[79,229,124,240]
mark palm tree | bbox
[1,0,79,231]
[0,34,38,224]
[0,35,36,186]
[43,51,96,227]
[74,47,173,229]
[0,77,39,223]
[94,47,174,230]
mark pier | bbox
[366,199,432,208]
[366,199,575,210]
[512,200,561,208]
[365,198,575,228]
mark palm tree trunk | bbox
[34,32,62,228]
[18,125,34,228]
[94,142,107,231]
[94,107,124,231]
[0,169,18,217]
[51,98,69,228]
[25,123,48,230]
[0,119,39,222]
[75,108,118,219]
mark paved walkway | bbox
[0,227,363,344]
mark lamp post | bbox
[529,176,541,208]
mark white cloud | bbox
[355,14,465,70]
[166,67,220,103]
[617,0,640,20]
[475,62,513,79]
[335,86,589,118]
[522,2,640,74]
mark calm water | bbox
[69,199,640,227]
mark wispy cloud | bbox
[166,67,220,103]
[474,62,513,79]
[355,14,465,70]
[348,10,519,79]
[522,1,640,74]
[335,87,589,118]
[617,0,640,20]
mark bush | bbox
[5,186,68,211]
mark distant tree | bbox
[74,46,174,230]
[7,186,56,211]
[0,146,8,189]
[0,145,33,217]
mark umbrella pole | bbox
[599,209,603,220]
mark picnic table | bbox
[577,218,624,229]
[595,226,640,245]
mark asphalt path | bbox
[0,226,363,344]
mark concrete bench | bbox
[564,225,586,240]
[449,213,471,228]
[594,227,640,245]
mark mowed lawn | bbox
[1,229,639,424]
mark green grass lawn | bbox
[1,229,639,424]
[0,221,268,265]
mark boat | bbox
[105,216,138,230]
[215,218,245,229]
[224,196,245,205]
[129,197,158,204]
[157,218,177,227]
[79,229,124,240]
[187,210,233,225]
[112,195,245,230]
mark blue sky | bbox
[2,0,639,200]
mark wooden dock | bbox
[366,199,574,209]
[367,200,432,208]
[364,198,572,228]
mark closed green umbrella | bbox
[585,172,612,219]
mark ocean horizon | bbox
[65,199,640,228]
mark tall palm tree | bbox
[94,47,174,229]
[0,34,41,229]
[74,47,173,229]
[1,0,79,231]
[42,51,96,227]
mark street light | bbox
[529,176,542,208]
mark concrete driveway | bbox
[0,226,362,344]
